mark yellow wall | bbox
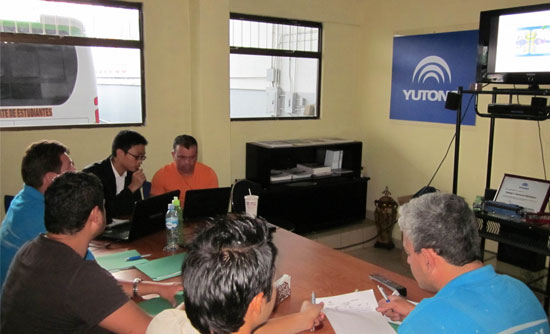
[1,0,549,228]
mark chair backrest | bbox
[230,180,296,232]
[4,195,15,213]
[230,179,263,213]
[142,181,152,199]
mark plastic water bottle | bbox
[164,203,179,251]
[172,197,184,245]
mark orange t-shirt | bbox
[150,162,218,204]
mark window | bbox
[230,13,322,120]
[0,0,144,128]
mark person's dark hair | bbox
[182,215,277,334]
[45,172,104,235]
[111,130,148,156]
[398,192,481,266]
[172,134,197,151]
[21,140,69,189]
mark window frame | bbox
[0,0,145,129]
[229,13,323,121]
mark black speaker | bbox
[445,92,460,110]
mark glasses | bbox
[126,152,147,161]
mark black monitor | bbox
[475,3,550,88]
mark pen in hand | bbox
[125,254,152,261]
[311,291,316,331]
[377,285,390,303]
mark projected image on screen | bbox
[495,10,550,73]
[514,26,550,57]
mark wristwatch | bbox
[133,278,143,298]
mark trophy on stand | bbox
[374,186,398,249]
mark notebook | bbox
[182,187,231,221]
[98,190,180,241]
[135,252,187,281]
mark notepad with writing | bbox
[96,250,149,272]
[317,289,395,334]
[135,253,187,281]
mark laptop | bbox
[182,187,232,221]
[98,190,180,242]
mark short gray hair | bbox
[398,192,481,266]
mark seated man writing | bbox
[376,192,549,333]
[151,134,218,205]
[1,172,181,333]
[147,215,324,334]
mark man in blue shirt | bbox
[376,192,549,333]
[0,140,79,289]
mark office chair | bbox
[142,181,152,199]
[230,179,295,232]
[4,195,15,213]
[231,179,263,213]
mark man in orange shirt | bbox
[151,135,218,204]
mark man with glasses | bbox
[0,140,80,288]
[84,130,148,223]
[151,134,218,205]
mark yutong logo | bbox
[403,56,454,102]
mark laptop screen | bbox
[183,187,232,220]
[99,189,180,241]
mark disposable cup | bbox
[244,195,259,218]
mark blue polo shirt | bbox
[399,265,548,334]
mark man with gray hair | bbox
[376,192,548,333]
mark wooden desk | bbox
[91,226,433,333]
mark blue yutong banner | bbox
[389,30,477,125]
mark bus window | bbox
[0,1,144,128]
[0,18,99,127]
[1,43,77,106]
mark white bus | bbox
[0,16,99,127]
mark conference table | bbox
[91,221,433,333]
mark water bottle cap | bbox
[168,203,174,210]
[172,196,180,207]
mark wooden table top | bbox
[91,225,433,334]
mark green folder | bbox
[139,291,185,316]
[96,250,149,271]
[135,252,187,281]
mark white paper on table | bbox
[317,289,395,334]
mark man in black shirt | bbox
[84,130,147,223]
[0,172,180,333]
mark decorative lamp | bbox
[374,186,398,249]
